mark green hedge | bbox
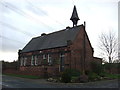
[90,61,103,75]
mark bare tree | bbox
[113,59,120,63]
[98,31,118,63]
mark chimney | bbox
[66,26,70,30]
[41,33,46,36]
[67,40,72,45]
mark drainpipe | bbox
[83,21,86,75]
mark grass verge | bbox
[3,73,42,79]
[104,73,120,79]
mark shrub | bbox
[88,72,100,81]
[99,72,106,77]
[90,61,102,75]
[85,70,91,75]
[61,69,81,83]
[67,69,80,77]
[79,74,88,83]
[61,70,71,83]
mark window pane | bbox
[20,57,23,66]
[31,56,34,65]
[35,56,38,65]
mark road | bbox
[1,75,120,88]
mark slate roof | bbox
[21,25,83,53]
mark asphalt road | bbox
[1,75,120,88]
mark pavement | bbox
[1,75,120,88]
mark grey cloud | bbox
[25,1,48,16]
[1,38,23,52]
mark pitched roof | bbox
[21,25,83,53]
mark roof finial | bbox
[70,5,80,27]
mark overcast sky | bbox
[0,0,119,62]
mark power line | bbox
[0,21,35,37]
[1,1,55,30]
[26,0,65,27]
[0,35,25,44]
[72,0,75,5]
[71,0,79,6]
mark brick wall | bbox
[18,25,97,76]
[69,26,94,72]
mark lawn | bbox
[104,73,120,79]
[3,73,42,79]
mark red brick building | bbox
[18,6,102,76]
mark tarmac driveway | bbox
[1,75,120,88]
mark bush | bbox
[79,74,88,83]
[88,72,100,81]
[61,70,71,83]
[90,61,102,75]
[99,72,106,77]
[61,69,81,83]
[67,69,80,77]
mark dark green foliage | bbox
[61,69,80,83]
[103,63,111,70]
[2,60,18,70]
[103,63,120,74]
[99,72,120,79]
[85,70,91,75]
[99,72,106,77]
[61,69,71,83]
[66,69,80,77]
[79,74,88,83]
[90,61,102,75]
[88,72,100,81]
[103,63,120,69]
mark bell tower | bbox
[70,5,80,27]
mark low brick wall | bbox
[3,65,60,77]
[18,65,60,77]
[3,68,44,76]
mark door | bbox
[60,53,65,72]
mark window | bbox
[48,54,50,63]
[43,54,46,59]
[38,55,42,65]
[20,57,23,66]
[24,57,27,66]
[48,54,52,65]
[43,54,47,65]
[35,56,38,66]
[60,53,65,72]
[31,56,34,66]
[60,53,65,58]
